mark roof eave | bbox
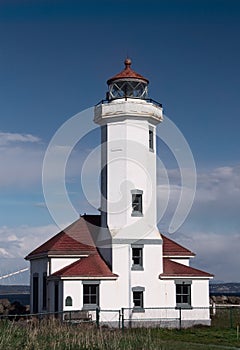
[48,275,118,281]
[159,274,214,280]
[25,252,90,260]
[163,255,195,258]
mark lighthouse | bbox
[94,59,165,309]
[26,58,213,326]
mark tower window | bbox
[132,286,145,312]
[149,127,154,151]
[131,189,143,217]
[131,245,143,270]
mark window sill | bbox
[131,265,144,271]
[82,305,99,311]
[133,308,145,313]
[176,305,192,310]
[131,212,143,217]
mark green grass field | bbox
[0,319,240,350]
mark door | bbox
[54,283,59,317]
[33,275,39,313]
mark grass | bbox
[0,319,240,350]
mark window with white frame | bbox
[131,189,143,216]
[175,280,192,308]
[132,286,145,312]
[83,281,99,310]
[131,245,143,270]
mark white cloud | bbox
[157,164,240,219]
[0,223,70,284]
[173,231,240,282]
[0,132,43,188]
[0,224,60,259]
[196,165,240,203]
[0,132,41,145]
[0,145,43,187]
[157,164,240,281]
[0,248,11,257]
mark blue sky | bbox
[0,0,240,283]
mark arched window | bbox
[65,296,72,307]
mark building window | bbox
[132,286,145,312]
[83,282,99,310]
[131,189,143,217]
[149,127,154,151]
[175,280,192,308]
[65,296,73,307]
[42,272,47,309]
[131,245,143,270]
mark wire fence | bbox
[211,305,240,329]
[0,305,240,330]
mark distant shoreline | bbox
[0,293,30,305]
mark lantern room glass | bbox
[108,79,148,100]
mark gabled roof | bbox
[160,258,213,279]
[51,253,118,279]
[107,58,149,84]
[25,216,97,260]
[161,234,195,257]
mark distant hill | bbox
[0,285,30,294]
[210,283,240,295]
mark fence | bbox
[0,305,240,329]
[211,305,240,329]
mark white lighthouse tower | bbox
[94,59,164,309]
[94,59,163,239]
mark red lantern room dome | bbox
[107,58,149,85]
[107,59,149,101]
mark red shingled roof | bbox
[25,217,97,259]
[161,234,195,257]
[160,258,213,278]
[107,58,149,84]
[51,253,118,278]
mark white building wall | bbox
[51,258,79,274]
[131,244,163,306]
[111,244,131,308]
[106,119,159,240]
[56,275,211,325]
[63,280,82,311]
[170,258,190,266]
[109,242,163,310]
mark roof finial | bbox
[124,57,131,69]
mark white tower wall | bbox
[94,98,163,241]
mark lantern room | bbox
[107,58,149,100]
